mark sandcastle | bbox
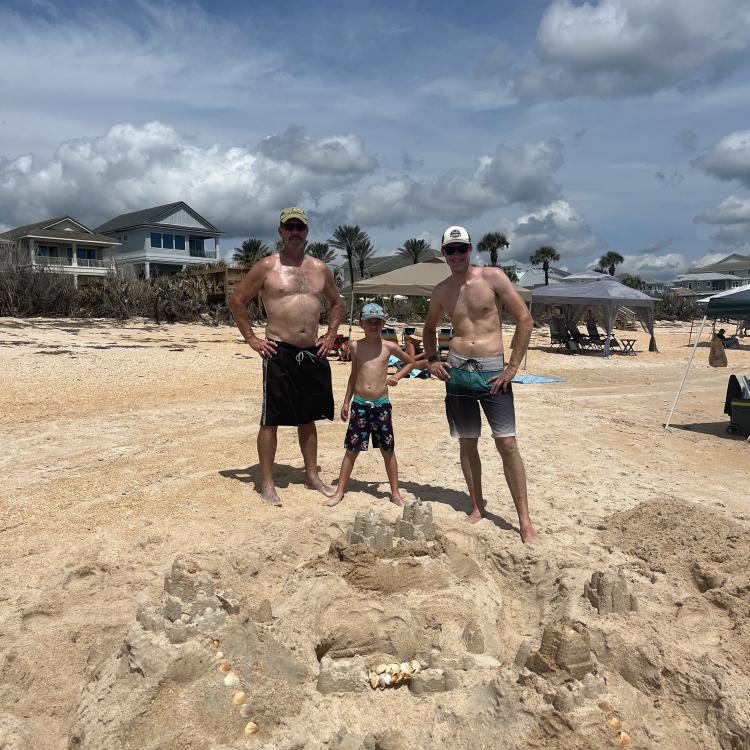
[346,502,436,550]
[525,623,594,680]
[584,569,638,615]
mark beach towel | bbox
[388,355,429,378]
[511,374,563,384]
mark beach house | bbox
[96,201,223,278]
[0,217,120,286]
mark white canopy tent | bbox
[665,283,750,431]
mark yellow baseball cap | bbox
[279,207,309,226]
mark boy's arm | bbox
[387,342,415,384]
[341,343,358,419]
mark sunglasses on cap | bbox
[281,222,307,231]
[443,244,470,255]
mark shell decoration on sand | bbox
[244,721,260,736]
[239,703,253,718]
[233,691,247,705]
[211,639,221,649]
[598,701,613,713]
[616,731,632,747]
[218,659,232,673]
[215,651,224,660]
[223,671,240,687]
[607,717,622,730]
[368,659,423,689]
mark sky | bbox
[1,0,750,279]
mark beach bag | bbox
[709,335,727,367]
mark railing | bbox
[35,256,72,266]
[76,258,108,268]
[189,249,217,259]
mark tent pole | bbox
[688,314,694,345]
[348,291,354,340]
[665,314,707,430]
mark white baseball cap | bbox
[441,225,471,246]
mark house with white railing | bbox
[0,217,120,286]
[96,201,223,278]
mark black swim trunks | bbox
[261,341,334,426]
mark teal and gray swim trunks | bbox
[445,352,516,438]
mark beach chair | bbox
[381,327,399,345]
[586,321,620,352]
[548,318,571,353]
[437,327,453,359]
[567,322,594,351]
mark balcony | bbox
[36,256,72,267]
[189,248,217,259]
[76,258,108,268]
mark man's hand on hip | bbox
[247,337,277,358]
[428,360,452,381]
[316,331,337,358]
[487,364,517,394]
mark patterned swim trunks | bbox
[344,395,395,452]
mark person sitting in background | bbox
[717,329,740,348]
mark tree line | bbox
[232,226,638,288]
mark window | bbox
[150,232,161,248]
[77,247,86,259]
[162,233,173,249]
[174,234,185,251]
[67,247,73,259]
[37,245,59,257]
[189,236,204,256]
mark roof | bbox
[689,253,750,274]
[0,216,119,245]
[675,272,740,281]
[352,257,531,301]
[339,250,440,284]
[95,201,221,234]
[670,287,704,297]
[530,276,656,309]
[703,283,750,317]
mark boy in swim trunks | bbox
[323,303,415,507]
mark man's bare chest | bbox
[265,267,324,296]
[444,283,499,317]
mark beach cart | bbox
[724,374,750,436]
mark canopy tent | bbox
[665,283,750,432]
[351,257,531,301]
[530,276,657,357]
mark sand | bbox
[0,317,748,749]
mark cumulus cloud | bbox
[350,139,564,227]
[616,252,687,279]
[694,193,750,246]
[0,122,377,236]
[513,0,750,100]
[507,200,598,261]
[696,131,750,186]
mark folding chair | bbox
[381,327,399,345]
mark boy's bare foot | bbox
[259,486,282,507]
[322,493,344,507]
[465,508,485,524]
[305,476,336,497]
[520,523,538,544]
[390,493,405,507]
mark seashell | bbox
[607,717,622,730]
[388,663,400,674]
[233,691,247,705]
[598,701,613,713]
[375,663,388,674]
[244,721,259,736]
[400,662,410,674]
[215,651,224,660]
[240,703,253,718]
[378,673,391,688]
[369,672,379,689]
[211,639,221,649]
[616,732,632,747]
[224,671,240,687]
[410,660,421,673]
[562,623,575,634]
[219,659,232,673]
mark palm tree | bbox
[529,245,560,286]
[233,238,269,267]
[621,273,644,290]
[598,251,625,276]
[477,231,509,266]
[396,238,433,264]
[306,241,336,264]
[352,236,376,280]
[329,224,370,282]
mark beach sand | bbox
[0,317,748,749]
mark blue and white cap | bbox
[360,302,386,320]
[441,225,471,246]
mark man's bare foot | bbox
[259,486,282,507]
[390,492,405,507]
[465,507,485,524]
[520,523,538,543]
[322,492,344,507]
[305,476,336,497]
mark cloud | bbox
[696,131,750,186]
[694,193,750,246]
[0,122,377,237]
[506,200,599,261]
[616,252,687,279]
[350,139,564,227]
[513,0,750,100]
